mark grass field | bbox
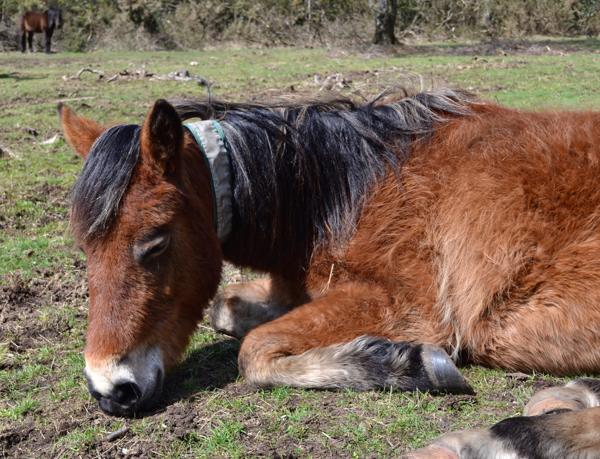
[1,37,600,458]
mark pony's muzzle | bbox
[83,346,165,416]
[87,378,141,415]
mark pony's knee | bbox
[237,328,277,388]
[209,289,259,339]
[209,280,286,339]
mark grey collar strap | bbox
[185,120,233,243]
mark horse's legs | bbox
[209,276,310,339]
[402,378,600,459]
[27,32,33,53]
[237,282,473,394]
[20,31,26,53]
[44,29,54,54]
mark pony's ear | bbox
[140,99,184,174]
[58,103,106,160]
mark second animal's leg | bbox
[523,377,600,416]
[27,32,33,53]
[403,378,600,459]
[20,32,26,53]
[237,282,473,394]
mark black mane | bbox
[71,124,141,240]
[47,8,61,27]
[172,87,475,271]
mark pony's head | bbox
[59,100,222,415]
[50,9,62,29]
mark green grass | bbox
[1,38,599,457]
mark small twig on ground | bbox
[105,427,130,442]
[68,68,106,80]
[0,145,22,159]
[61,66,213,100]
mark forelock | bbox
[71,124,142,241]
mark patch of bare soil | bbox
[344,38,600,58]
[0,181,69,236]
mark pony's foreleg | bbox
[209,277,309,339]
[44,29,54,54]
[402,378,600,459]
[27,32,33,53]
[20,31,26,53]
[237,283,473,394]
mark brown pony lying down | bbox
[60,85,600,457]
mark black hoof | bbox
[421,345,475,395]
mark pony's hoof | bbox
[421,345,475,395]
[400,444,458,459]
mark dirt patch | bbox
[0,181,69,236]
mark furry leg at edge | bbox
[401,378,600,459]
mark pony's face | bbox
[51,9,62,29]
[59,101,222,415]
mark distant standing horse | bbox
[19,9,62,54]
[59,85,600,457]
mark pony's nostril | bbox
[87,382,103,401]
[112,382,141,407]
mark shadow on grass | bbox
[151,338,241,413]
[0,72,42,81]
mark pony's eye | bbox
[138,236,170,262]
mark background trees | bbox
[1,0,599,52]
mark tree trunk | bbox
[480,0,490,27]
[373,0,398,45]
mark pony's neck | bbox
[222,148,319,278]
[177,89,475,279]
[216,112,397,279]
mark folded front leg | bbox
[237,282,473,394]
[209,276,309,339]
